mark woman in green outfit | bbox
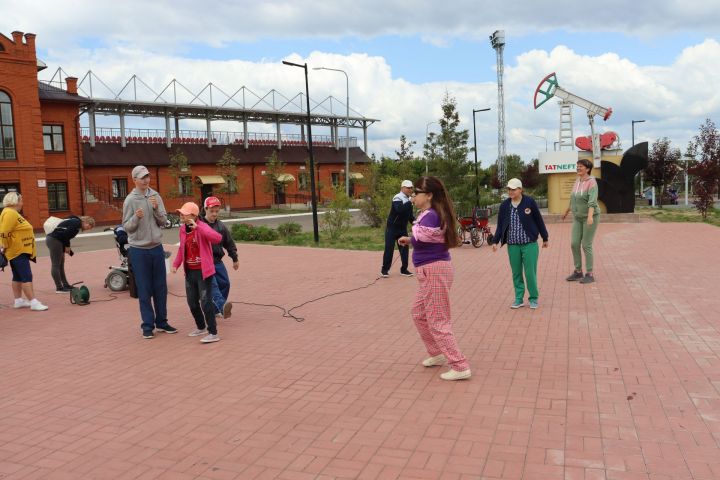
[562,159,599,284]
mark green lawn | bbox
[237,226,386,251]
[638,207,720,227]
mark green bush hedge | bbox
[277,222,302,238]
[231,223,279,241]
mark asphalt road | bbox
[34,209,368,257]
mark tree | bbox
[645,138,681,208]
[488,164,503,189]
[520,158,541,190]
[395,135,416,162]
[359,158,403,228]
[262,151,290,204]
[167,147,191,198]
[216,147,241,196]
[423,92,472,211]
[392,135,425,181]
[504,154,525,182]
[321,186,352,240]
[687,118,720,219]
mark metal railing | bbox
[85,178,124,210]
[79,127,357,148]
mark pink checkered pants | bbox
[411,260,470,372]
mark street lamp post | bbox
[530,134,548,152]
[313,67,350,197]
[632,119,646,196]
[682,156,692,206]
[282,60,319,243]
[472,108,491,207]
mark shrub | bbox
[231,223,279,241]
[322,187,352,240]
[277,222,302,239]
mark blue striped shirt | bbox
[507,206,531,245]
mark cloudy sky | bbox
[3,0,720,166]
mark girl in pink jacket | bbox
[171,202,223,343]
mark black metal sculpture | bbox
[597,142,648,213]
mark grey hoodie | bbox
[122,187,168,249]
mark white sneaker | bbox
[30,300,49,311]
[187,329,208,337]
[422,354,446,367]
[200,334,220,343]
[13,299,31,309]
[440,369,471,381]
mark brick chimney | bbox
[11,31,23,45]
[65,77,78,95]
[24,33,36,51]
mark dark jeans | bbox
[185,268,217,335]
[210,261,230,315]
[382,227,409,273]
[45,235,70,289]
[128,245,169,334]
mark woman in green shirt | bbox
[561,159,599,284]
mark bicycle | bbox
[165,212,181,229]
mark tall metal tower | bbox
[490,30,506,184]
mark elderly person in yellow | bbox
[0,192,48,311]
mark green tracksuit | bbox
[569,176,600,272]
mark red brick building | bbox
[0,30,371,228]
[0,31,85,228]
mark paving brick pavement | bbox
[1,221,720,479]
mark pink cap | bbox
[176,202,199,216]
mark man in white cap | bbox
[381,179,415,277]
[123,165,177,339]
[491,178,549,309]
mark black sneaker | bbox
[142,331,155,339]
[565,271,583,281]
[579,273,595,284]
[156,324,178,334]
[55,286,73,294]
[380,271,389,278]
[400,270,414,277]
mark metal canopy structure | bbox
[42,67,379,151]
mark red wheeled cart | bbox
[457,207,493,248]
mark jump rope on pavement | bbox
[46,252,403,321]
[167,252,403,322]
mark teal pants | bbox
[571,216,599,272]
[507,242,539,303]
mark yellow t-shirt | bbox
[0,208,36,261]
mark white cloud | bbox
[13,0,717,165]
[4,0,719,51]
